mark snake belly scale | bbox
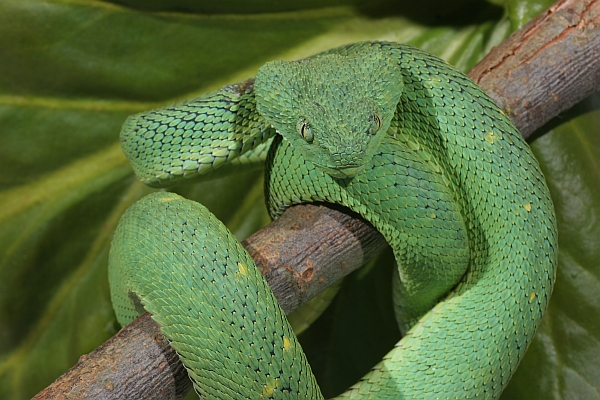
[109,42,557,399]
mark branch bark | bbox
[469,0,600,138]
[34,0,600,398]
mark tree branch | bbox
[469,0,600,138]
[34,0,600,398]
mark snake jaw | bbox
[320,163,365,179]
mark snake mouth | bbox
[321,164,365,179]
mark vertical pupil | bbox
[369,114,381,134]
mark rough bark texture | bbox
[34,312,192,400]
[244,204,387,315]
[34,0,600,398]
[469,0,600,139]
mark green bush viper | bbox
[109,42,558,399]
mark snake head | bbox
[255,47,403,179]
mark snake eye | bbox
[368,112,383,135]
[296,117,314,143]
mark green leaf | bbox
[506,0,556,29]
[1,0,597,399]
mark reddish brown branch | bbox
[34,312,193,400]
[35,0,600,398]
[469,0,600,139]
[243,204,387,314]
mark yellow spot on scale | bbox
[524,203,532,212]
[485,132,495,144]
[160,194,179,202]
[407,139,420,151]
[262,378,279,396]
[529,292,536,302]
[283,336,292,351]
[237,262,248,275]
[430,212,436,219]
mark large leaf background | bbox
[1,0,598,398]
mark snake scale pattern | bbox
[109,42,557,399]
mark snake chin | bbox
[319,163,365,179]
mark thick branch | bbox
[33,312,193,400]
[35,0,600,398]
[469,0,600,139]
[243,204,387,314]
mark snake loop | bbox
[110,42,557,399]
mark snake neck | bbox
[265,133,472,330]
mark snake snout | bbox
[330,140,365,162]
[325,150,367,179]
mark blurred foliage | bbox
[0,0,598,399]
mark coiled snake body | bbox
[109,42,557,399]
